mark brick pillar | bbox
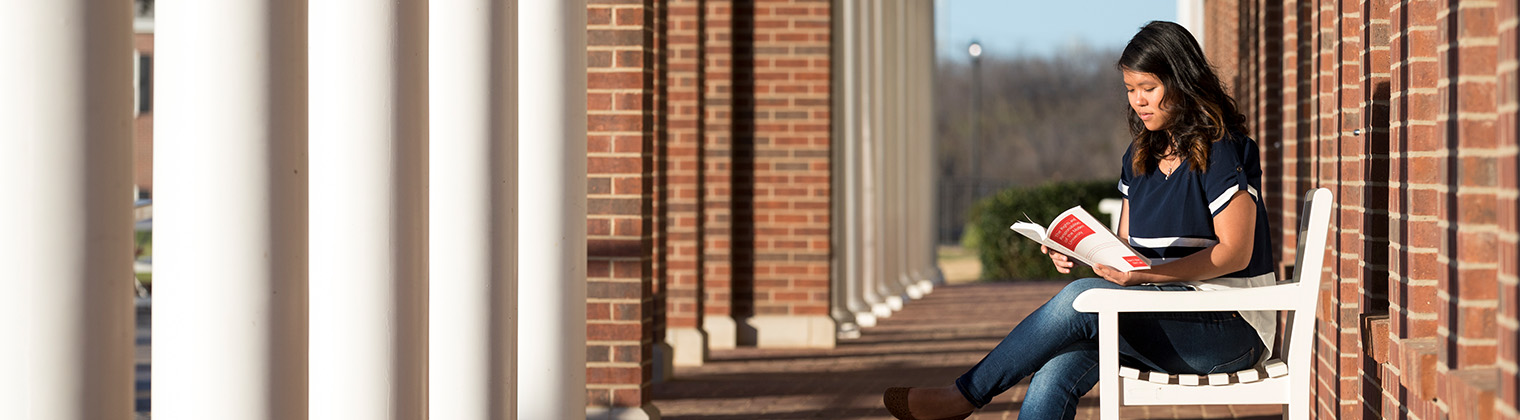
[1496,1,1520,417]
[1333,1,1366,417]
[1385,0,1447,417]
[1357,0,1396,416]
[701,0,739,350]
[663,0,708,366]
[585,1,659,417]
[1204,0,1243,96]
[1439,0,1504,417]
[737,0,835,348]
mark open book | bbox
[1009,206,1152,272]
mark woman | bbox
[883,21,1277,420]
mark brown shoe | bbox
[883,387,971,420]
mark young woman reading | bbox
[884,21,1277,420]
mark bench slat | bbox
[1123,359,1289,387]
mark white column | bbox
[890,0,928,299]
[154,1,309,419]
[871,0,908,310]
[430,0,516,419]
[859,0,902,316]
[832,0,877,329]
[518,1,588,419]
[919,2,947,287]
[6,1,134,419]
[1177,0,1206,49]
[309,0,429,418]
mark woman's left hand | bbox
[1094,264,1142,286]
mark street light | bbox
[967,41,983,199]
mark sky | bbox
[934,0,1179,60]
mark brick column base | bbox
[586,404,661,420]
[746,315,837,348]
[704,316,738,350]
[664,327,707,367]
[652,341,673,382]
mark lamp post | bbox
[967,41,982,199]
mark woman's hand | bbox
[1041,245,1076,274]
[1093,264,1143,286]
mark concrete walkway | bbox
[652,281,1284,420]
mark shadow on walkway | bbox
[652,281,1284,420]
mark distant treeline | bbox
[935,48,1131,189]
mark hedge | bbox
[965,179,1122,281]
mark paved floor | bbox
[651,281,1285,420]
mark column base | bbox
[871,302,893,318]
[836,320,861,340]
[587,403,661,420]
[651,340,674,383]
[744,315,837,348]
[664,327,706,367]
[915,278,935,295]
[855,311,878,328]
[703,315,737,350]
[903,280,926,299]
[886,295,904,311]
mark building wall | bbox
[585,0,659,411]
[734,0,834,345]
[584,0,838,412]
[1217,0,1520,418]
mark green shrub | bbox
[966,179,1122,281]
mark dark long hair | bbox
[1118,21,1246,174]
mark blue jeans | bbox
[954,278,1265,420]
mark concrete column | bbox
[831,0,878,329]
[1177,0,1206,49]
[889,0,929,300]
[850,1,890,321]
[918,2,948,287]
[517,1,588,418]
[6,1,134,418]
[868,0,908,312]
[857,1,902,317]
[154,1,309,419]
[309,0,429,418]
[429,0,516,419]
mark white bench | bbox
[1073,188,1332,420]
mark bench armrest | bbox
[1072,283,1307,313]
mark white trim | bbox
[1208,184,1261,214]
[1130,236,1218,249]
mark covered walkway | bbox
[652,281,1285,419]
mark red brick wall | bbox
[1498,1,1520,416]
[585,0,657,409]
[663,0,702,334]
[1206,0,1243,98]
[1222,0,1520,417]
[731,0,832,321]
[702,0,736,341]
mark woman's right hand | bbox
[1041,245,1076,274]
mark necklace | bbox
[1159,155,1181,178]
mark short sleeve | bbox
[1119,144,1135,198]
[1202,135,1262,216]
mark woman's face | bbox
[1123,70,1172,132]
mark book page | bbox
[1053,207,1151,271]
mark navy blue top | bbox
[1117,133,1275,279]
